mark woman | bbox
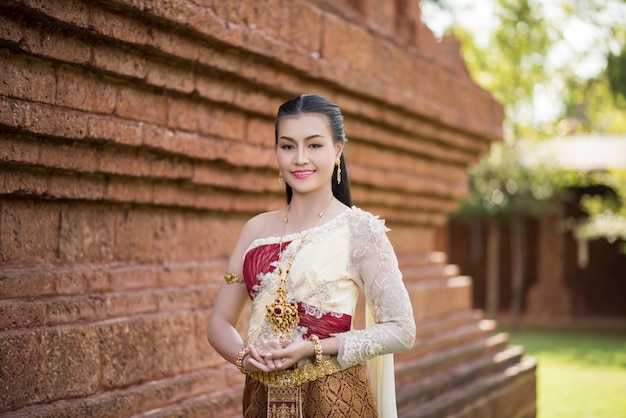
[207,94,416,417]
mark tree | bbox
[456,141,564,329]
[571,169,626,254]
[421,0,626,328]
[421,0,626,138]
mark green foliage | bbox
[457,141,565,219]
[423,1,626,246]
[607,47,626,100]
[560,70,626,133]
[572,169,626,252]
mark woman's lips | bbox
[291,170,314,179]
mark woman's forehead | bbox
[277,113,331,137]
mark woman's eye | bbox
[280,144,294,150]
[309,143,322,148]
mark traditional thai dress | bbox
[242,207,416,418]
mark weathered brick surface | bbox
[0,0,535,416]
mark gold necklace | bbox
[266,196,334,342]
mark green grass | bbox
[503,327,626,418]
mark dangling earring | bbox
[278,171,284,186]
[335,158,341,184]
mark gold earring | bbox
[335,158,341,184]
[278,171,284,186]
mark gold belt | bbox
[248,358,341,387]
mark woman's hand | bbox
[261,340,313,371]
[243,342,283,372]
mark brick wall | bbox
[1,1,533,417]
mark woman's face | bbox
[276,112,343,196]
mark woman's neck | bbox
[285,191,335,232]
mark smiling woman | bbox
[207,94,416,418]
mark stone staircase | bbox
[394,253,537,418]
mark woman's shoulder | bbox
[344,206,390,234]
[239,209,284,245]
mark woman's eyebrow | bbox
[278,134,325,141]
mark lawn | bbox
[503,327,626,418]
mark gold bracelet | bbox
[236,346,249,374]
[224,272,244,284]
[309,334,323,366]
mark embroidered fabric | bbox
[332,208,416,369]
[242,207,416,367]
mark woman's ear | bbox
[335,142,345,159]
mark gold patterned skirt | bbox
[243,364,378,418]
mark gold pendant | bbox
[266,286,300,342]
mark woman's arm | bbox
[332,212,416,369]
[206,218,261,369]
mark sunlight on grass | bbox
[503,328,626,418]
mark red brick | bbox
[45,296,106,325]
[147,28,200,62]
[23,0,91,28]
[166,131,229,161]
[0,12,24,45]
[38,139,98,172]
[138,370,226,412]
[56,66,117,114]
[88,6,150,45]
[28,391,139,418]
[85,270,110,292]
[92,43,147,79]
[194,75,237,107]
[21,23,91,65]
[103,291,159,317]
[23,105,88,139]
[149,0,197,26]
[0,200,60,265]
[0,49,56,104]
[187,4,244,47]
[108,265,161,291]
[46,171,106,201]
[149,153,194,179]
[191,164,236,188]
[0,327,100,410]
[115,85,167,125]
[112,208,165,263]
[288,2,323,52]
[53,270,89,295]
[0,96,25,128]
[87,115,143,146]
[98,146,151,177]
[1,161,49,198]
[224,142,275,168]
[151,181,198,208]
[147,60,195,93]
[167,96,199,132]
[0,300,46,330]
[0,270,56,299]
[231,89,272,116]
[0,135,40,165]
[57,202,115,263]
[196,105,248,141]
[98,315,198,388]
[105,177,154,204]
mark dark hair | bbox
[275,94,352,206]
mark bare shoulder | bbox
[239,209,286,243]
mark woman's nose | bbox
[295,147,308,164]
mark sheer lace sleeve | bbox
[332,210,416,369]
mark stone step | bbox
[413,310,486,339]
[396,317,498,364]
[397,357,537,418]
[396,342,526,413]
[396,331,512,387]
